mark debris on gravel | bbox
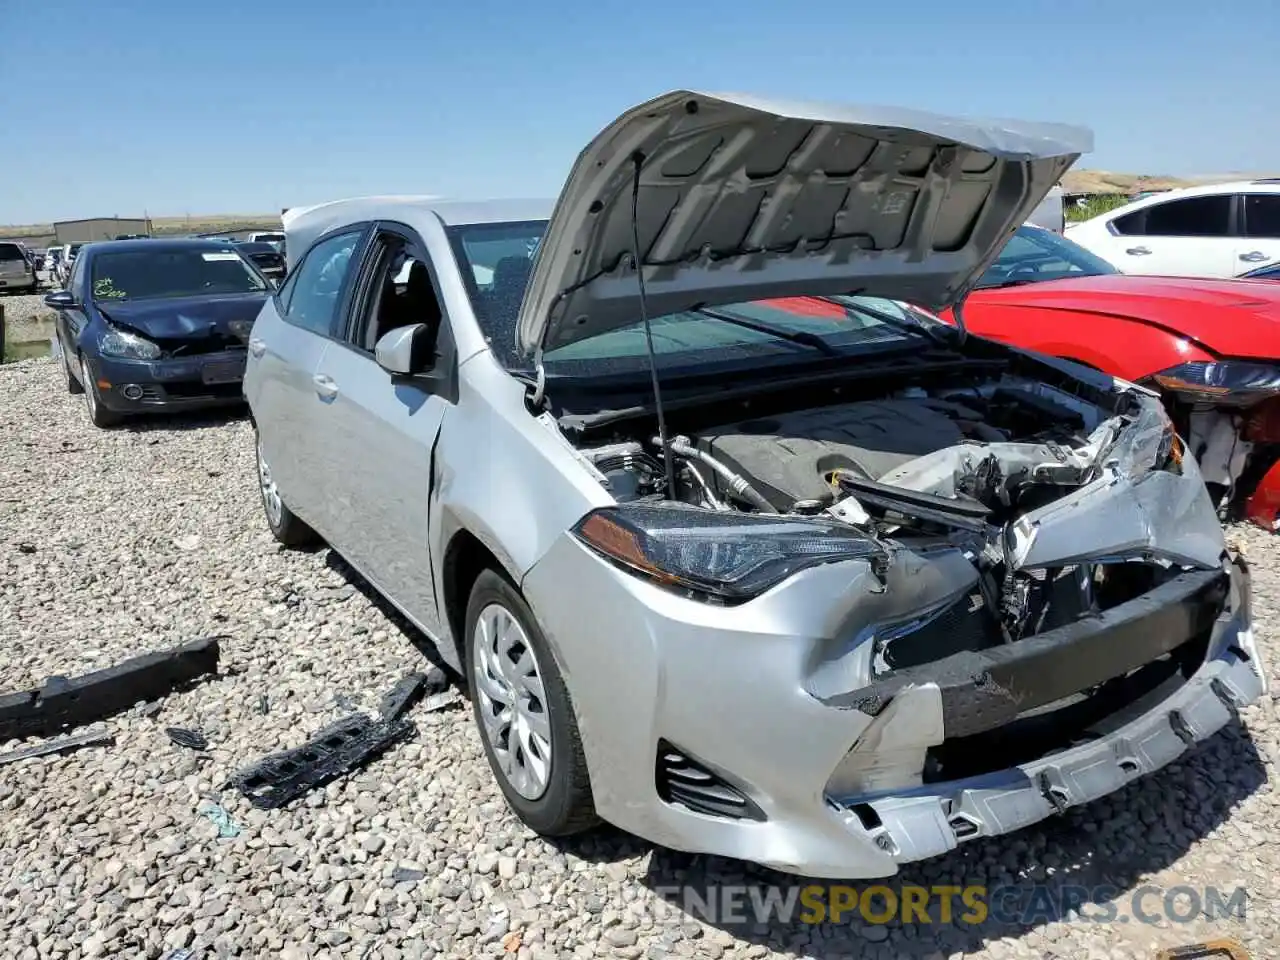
[1,355,1278,959]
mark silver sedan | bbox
[243,91,1266,877]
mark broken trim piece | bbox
[0,728,114,767]
[820,569,1227,737]
[225,713,416,809]
[0,636,222,741]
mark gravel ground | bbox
[1,290,55,331]
[1,356,1278,960]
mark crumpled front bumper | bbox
[524,518,1265,879]
[825,556,1265,867]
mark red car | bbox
[940,225,1280,530]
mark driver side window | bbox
[349,231,444,353]
[282,229,364,336]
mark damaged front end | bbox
[558,343,1266,866]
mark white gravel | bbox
[1,356,1278,959]
[0,291,55,330]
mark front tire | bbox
[465,569,598,836]
[255,431,319,547]
[63,347,83,394]
[80,355,121,427]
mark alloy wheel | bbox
[471,602,552,800]
[81,356,97,418]
[257,437,283,528]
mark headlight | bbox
[1150,361,1280,406]
[571,504,887,603]
[98,325,161,360]
[1107,396,1182,480]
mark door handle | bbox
[1239,251,1269,263]
[1125,246,1152,256]
[248,337,266,358]
[312,373,339,400]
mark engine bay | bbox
[561,352,1193,675]
[568,361,1129,527]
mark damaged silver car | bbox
[244,91,1267,877]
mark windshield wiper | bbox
[695,307,841,357]
[979,278,1041,290]
[818,296,952,346]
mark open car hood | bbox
[516,90,1090,357]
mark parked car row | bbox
[39,91,1269,880]
[0,240,39,293]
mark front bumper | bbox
[523,535,1266,879]
[86,350,247,413]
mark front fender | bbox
[427,352,614,653]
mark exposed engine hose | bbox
[685,461,730,511]
[659,436,778,514]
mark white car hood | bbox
[516,90,1090,356]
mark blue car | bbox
[44,239,272,427]
[1242,261,1280,280]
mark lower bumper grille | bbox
[655,740,765,822]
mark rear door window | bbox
[0,244,26,262]
[1241,194,1280,239]
[1113,195,1233,237]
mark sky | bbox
[2,0,1277,225]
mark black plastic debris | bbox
[17,542,36,554]
[256,694,270,715]
[226,713,415,810]
[0,636,223,740]
[379,667,448,721]
[0,728,114,767]
[166,727,209,751]
[378,673,425,721]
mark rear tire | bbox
[465,568,598,837]
[255,431,320,547]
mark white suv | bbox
[1066,180,1280,278]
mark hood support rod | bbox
[952,296,968,344]
[631,151,677,499]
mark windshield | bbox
[976,225,1118,289]
[448,220,932,378]
[90,248,269,301]
[0,244,25,262]
[255,233,285,243]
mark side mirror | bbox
[375,323,436,376]
[43,290,76,309]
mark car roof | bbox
[286,196,554,231]
[81,238,250,256]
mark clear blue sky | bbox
[3,0,1276,224]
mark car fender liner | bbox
[0,636,222,741]
[821,570,1228,738]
